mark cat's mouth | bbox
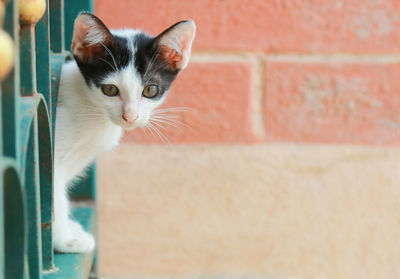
[113,117,145,131]
[121,121,139,131]
[108,117,137,130]
[123,124,139,131]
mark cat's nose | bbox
[122,113,138,124]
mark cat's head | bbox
[71,12,195,130]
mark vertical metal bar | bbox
[23,108,42,279]
[2,1,26,279]
[19,24,37,96]
[50,0,64,53]
[4,166,25,279]
[36,1,52,118]
[49,53,64,137]
[0,85,3,279]
[2,0,20,161]
[18,1,46,278]
[36,1,55,271]
[64,0,93,51]
[38,100,54,272]
[0,86,2,153]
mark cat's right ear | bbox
[154,20,196,70]
[71,12,115,63]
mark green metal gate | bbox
[1,0,98,278]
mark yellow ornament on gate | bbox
[19,0,46,24]
[0,29,14,82]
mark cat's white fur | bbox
[54,60,121,253]
[53,14,195,253]
[53,35,160,253]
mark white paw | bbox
[53,220,95,253]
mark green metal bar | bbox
[25,124,42,279]
[20,97,42,279]
[2,2,26,279]
[2,1,98,278]
[0,149,3,279]
[50,0,65,53]
[36,1,55,271]
[0,47,3,279]
[38,98,54,272]
[19,25,37,96]
[3,163,26,279]
[36,1,52,119]
[0,86,2,154]
[64,0,93,51]
[50,53,66,135]
[2,0,20,160]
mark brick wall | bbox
[96,0,400,145]
[95,1,400,279]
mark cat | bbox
[54,12,196,253]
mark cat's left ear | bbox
[154,20,196,70]
[71,12,115,63]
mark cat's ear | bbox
[71,12,115,63]
[154,20,196,70]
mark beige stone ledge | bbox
[98,144,400,279]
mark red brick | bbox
[123,61,256,144]
[263,62,400,145]
[95,0,400,53]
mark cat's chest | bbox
[81,120,122,150]
[69,117,122,155]
[55,108,123,178]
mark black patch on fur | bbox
[74,35,131,87]
[133,33,180,100]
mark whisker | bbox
[100,42,119,72]
[147,123,163,143]
[151,116,190,129]
[151,116,186,125]
[150,123,168,144]
[154,107,192,113]
[148,122,169,144]
[144,123,158,140]
[141,125,152,139]
[151,118,183,131]
[151,115,182,121]
[96,57,117,72]
[152,109,193,117]
[150,120,167,130]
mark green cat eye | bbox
[142,84,159,98]
[101,84,119,96]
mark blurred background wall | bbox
[94,1,400,278]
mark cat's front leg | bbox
[52,179,95,253]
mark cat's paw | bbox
[53,220,95,253]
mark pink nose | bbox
[122,114,138,124]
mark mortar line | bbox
[191,52,400,63]
[250,54,266,139]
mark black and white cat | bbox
[54,13,195,253]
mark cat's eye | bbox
[101,84,119,96]
[142,84,159,98]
